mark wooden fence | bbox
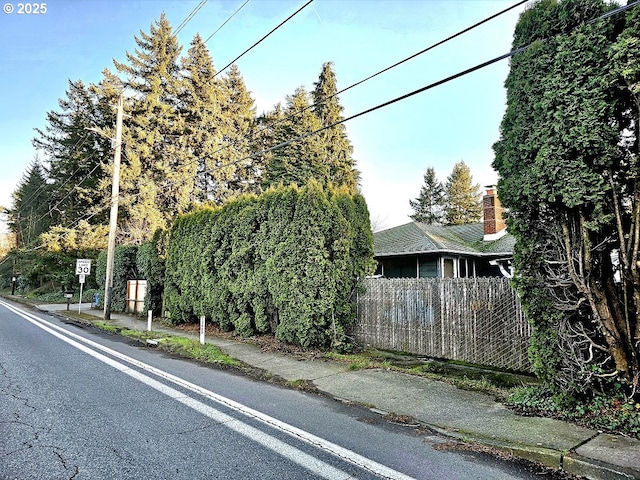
[353,277,531,372]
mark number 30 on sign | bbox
[75,259,92,275]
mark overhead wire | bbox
[13,133,92,215]
[70,0,320,216]
[204,0,251,44]
[56,0,535,213]
[206,47,531,174]
[214,0,314,77]
[12,0,638,241]
[174,0,208,37]
[125,0,530,198]
[5,155,107,254]
[220,0,530,164]
[5,0,211,249]
[10,139,108,232]
[33,156,104,226]
[198,0,640,175]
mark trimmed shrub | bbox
[137,230,168,316]
[163,182,374,349]
[96,245,139,313]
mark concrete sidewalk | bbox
[37,302,640,480]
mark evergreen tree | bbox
[114,14,195,243]
[492,0,640,396]
[39,220,109,256]
[263,87,326,188]
[312,62,359,191]
[254,103,285,186]
[443,161,481,225]
[32,79,110,226]
[219,64,258,200]
[180,34,226,204]
[8,160,51,247]
[409,167,445,224]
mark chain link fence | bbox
[354,277,531,372]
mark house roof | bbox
[373,222,515,257]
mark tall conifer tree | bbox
[114,14,195,243]
[32,79,109,226]
[312,62,359,191]
[263,88,326,188]
[443,161,481,225]
[409,167,445,224]
[219,64,258,200]
[8,160,51,247]
[181,34,226,204]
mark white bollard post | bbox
[200,315,205,345]
[147,310,152,332]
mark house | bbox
[373,186,515,278]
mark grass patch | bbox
[325,351,392,370]
[286,379,318,392]
[94,321,120,333]
[89,320,240,368]
[326,348,536,401]
[158,336,241,367]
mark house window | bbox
[443,258,455,278]
[459,259,467,278]
[419,258,438,278]
[383,257,417,278]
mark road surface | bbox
[0,299,558,479]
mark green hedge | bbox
[137,230,168,316]
[163,182,374,349]
[96,245,139,313]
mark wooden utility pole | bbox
[104,94,123,320]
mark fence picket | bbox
[354,277,531,372]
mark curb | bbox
[426,428,640,480]
[432,428,564,469]
[563,454,640,480]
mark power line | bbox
[204,0,638,175]
[14,0,638,241]
[35,158,104,226]
[590,0,639,22]
[336,0,529,104]
[38,0,533,216]
[204,0,250,44]
[174,0,208,37]
[213,47,529,173]
[117,43,532,209]
[214,0,314,77]
[14,133,92,214]
[145,0,530,191]
[233,0,530,162]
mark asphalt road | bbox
[0,299,558,479]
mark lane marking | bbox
[0,300,416,480]
[0,300,351,479]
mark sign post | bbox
[75,259,92,313]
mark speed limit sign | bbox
[75,259,92,275]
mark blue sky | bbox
[0,0,528,232]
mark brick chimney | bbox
[483,185,506,241]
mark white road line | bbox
[0,300,416,480]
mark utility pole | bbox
[104,94,123,320]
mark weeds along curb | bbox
[47,310,320,391]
